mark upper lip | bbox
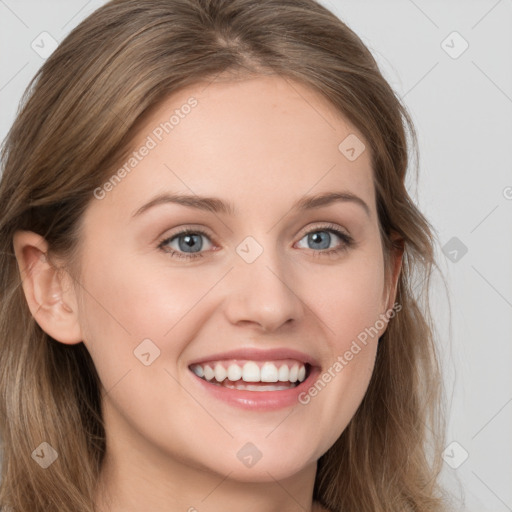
[188,347,320,368]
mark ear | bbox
[13,230,82,345]
[383,233,404,312]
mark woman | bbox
[0,0,447,511]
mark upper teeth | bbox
[190,360,307,384]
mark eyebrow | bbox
[132,190,371,218]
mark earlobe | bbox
[12,230,83,345]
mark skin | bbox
[14,74,402,512]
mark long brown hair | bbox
[0,0,447,510]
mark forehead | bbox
[90,74,375,222]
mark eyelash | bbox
[157,223,354,261]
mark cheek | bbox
[299,244,386,448]
[76,241,233,398]
[80,243,205,334]
[315,244,387,345]
[75,248,188,388]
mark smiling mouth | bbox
[189,359,311,391]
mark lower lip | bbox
[189,366,321,411]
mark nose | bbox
[223,241,305,332]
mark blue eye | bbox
[158,223,353,261]
[158,228,212,260]
[295,225,353,257]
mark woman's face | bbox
[72,75,399,482]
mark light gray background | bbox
[1,1,511,511]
